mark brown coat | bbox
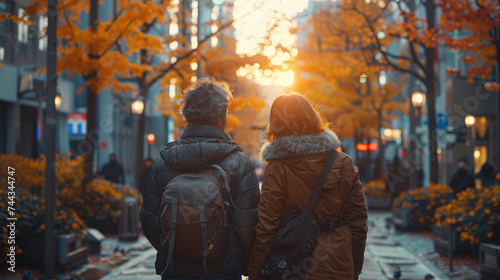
[247,131,368,280]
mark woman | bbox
[475,162,497,188]
[247,94,368,280]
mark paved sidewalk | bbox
[99,212,444,280]
[368,211,481,280]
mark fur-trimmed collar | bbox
[260,130,340,163]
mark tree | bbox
[293,5,407,179]
[26,0,168,191]
[26,0,270,187]
[324,0,441,183]
[439,0,499,90]
[438,0,500,164]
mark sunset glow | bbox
[234,0,308,87]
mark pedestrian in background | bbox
[475,162,496,188]
[99,153,125,184]
[137,158,153,195]
[247,94,368,280]
[448,157,475,195]
[141,77,260,280]
[385,156,410,202]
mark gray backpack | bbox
[158,165,236,276]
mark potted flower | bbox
[392,184,453,229]
[434,186,500,257]
[363,179,392,209]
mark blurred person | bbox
[385,156,410,201]
[475,162,496,187]
[141,77,260,280]
[137,158,153,195]
[99,153,125,184]
[247,94,368,280]
[416,164,425,188]
[448,157,475,195]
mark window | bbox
[0,1,12,34]
[18,8,28,43]
[38,16,48,50]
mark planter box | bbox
[392,208,409,229]
[58,233,88,271]
[433,224,478,257]
[433,224,457,257]
[480,243,500,280]
[365,195,392,210]
[18,233,88,271]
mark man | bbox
[99,153,125,184]
[141,78,261,280]
[448,157,475,195]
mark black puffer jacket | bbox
[141,124,261,278]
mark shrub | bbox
[363,179,391,197]
[60,178,138,233]
[0,186,86,263]
[435,186,500,245]
[393,183,453,228]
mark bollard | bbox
[118,196,140,241]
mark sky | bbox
[233,0,310,86]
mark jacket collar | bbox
[181,124,232,141]
[260,130,340,163]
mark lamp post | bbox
[412,91,425,126]
[44,0,58,275]
[409,89,425,189]
[412,90,425,164]
[132,98,144,188]
[465,115,475,170]
[147,133,155,157]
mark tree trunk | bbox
[82,0,99,192]
[425,1,439,184]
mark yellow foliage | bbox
[435,186,500,244]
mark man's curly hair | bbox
[180,77,233,126]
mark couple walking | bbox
[141,78,368,280]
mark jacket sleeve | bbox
[343,156,368,275]
[141,163,162,250]
[247,162,285,280]
[227,152,261,268]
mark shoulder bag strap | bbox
[304,151,338,214]
[210,164,239,211]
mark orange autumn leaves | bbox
[438,0,500,90]
[26,0,168,94]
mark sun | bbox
[233,0,307,87]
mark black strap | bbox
[161,203,177,276]
[199,205,208,275]
[317,217,349,232]
[210,164,239,211]
[304,151,338,214]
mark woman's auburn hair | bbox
[265,93,328,141]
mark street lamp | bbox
[359,73,367,84]
[147,133,155,157]
[465,115,475,128]
[412,90,425,127]
[131,98,144,115]
[55,93,62,111]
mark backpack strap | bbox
[198,204,209,275]
[160,202,178,276]
[304,151,338,214]
[210,164,239,211]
